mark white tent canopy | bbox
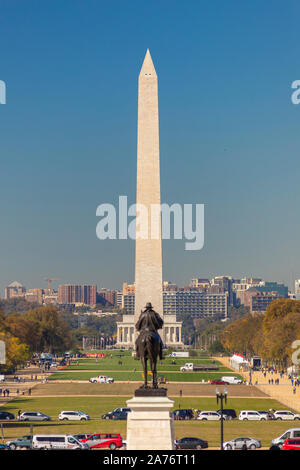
[230,353,249,371]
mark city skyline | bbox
[1,1,300,295]
[2,274,292,295]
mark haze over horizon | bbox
[1,0,300,295]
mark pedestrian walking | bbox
[241,441,248,450]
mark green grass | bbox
[2,396,283,418]
[1,352,286,448]
[50,355,236,382]
[48,371,242,382]
[0,396,294,447]
[67,362,230,372]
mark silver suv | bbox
[18,411,51,421]
[58,411,90,421]
[274,410,300,421]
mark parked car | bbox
[197,411,221,421]
[58,411,90,421]
[258,411,275,420]
[102,408,131,419]
[175,437,208,450]
[6,435,33,450]
[171,409,194,420]
[274,410,300,421]
[282,438,300,450]
[272,428,300,447]
[223,437,261,450]
[32,434,88,450]
[73,433,92,442]
[0,443,9,450]
[82,433,123,450]
[89,376,114,384]
[238,410,266,421]
[0,411,15,420]
[109,410,130,420]
[18,411,51,421]
[211,380,229,385]
[217,409,237,420]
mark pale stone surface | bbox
[134,49,163,341]
[126,395,175,450]
[116,50,183,349]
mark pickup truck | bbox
[180,362,219,372]
[89,375,114,384]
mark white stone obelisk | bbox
[126,50,176,450]
[134,49,163,340]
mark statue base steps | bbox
[126,394,175,450]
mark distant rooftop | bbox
[7,281,24,288]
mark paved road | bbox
[216,356,300,412]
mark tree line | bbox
[0,302,121,372]
[0,305,75,372]
[219,299,300,368]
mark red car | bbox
[82,433,123,450]
[210,380,229,385]
[282,438,300,450]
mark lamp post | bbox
[216,387,227,450]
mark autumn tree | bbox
[263,300,300,366]
[220,314,265,358]
[0,331,31,372]
[23,306,75,353]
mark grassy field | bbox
[0,395,293,447]
[3,396,285,418]
[67,357,230,371]
[48,371,242,382]
[49,353,238,383]
[0,352,293,449]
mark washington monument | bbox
[134,49,163,331]
[116,51,182,348]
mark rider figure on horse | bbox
[135,302,164,388]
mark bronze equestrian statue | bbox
[135,302,164,389]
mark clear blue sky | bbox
[0,0,300,293]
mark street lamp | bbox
[216,387,227,450]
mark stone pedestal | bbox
[126,392,175,450]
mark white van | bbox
[272,428,300,447]
[221,376,243,385]
[32,434,88,450]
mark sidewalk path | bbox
[215,356,300,412]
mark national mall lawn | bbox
[0,351,293,448]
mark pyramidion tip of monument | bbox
[140,49,157,77]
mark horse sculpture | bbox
[135,302,164,389]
